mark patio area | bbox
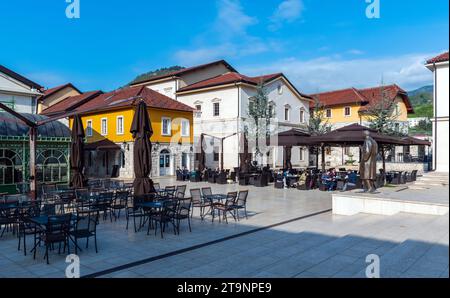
[0,177,448,278]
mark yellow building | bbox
[58,85,193,178]
[310,84,414,167]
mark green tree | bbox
[308,97,331,136]
[247,81,272,159]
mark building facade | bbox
[426,52,449,172]
[0,64,43,113]
[131,60,312,170]
[65,86,194,179]
[310,85,415,168]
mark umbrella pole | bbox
[321,145,325,172]
[29,127,37,200]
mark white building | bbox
[131,60,312,170]
[407,117,430,128]
[426,52,449,172]
[0,65,43,113]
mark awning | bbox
[272,128,312,146]
[84,139,121,151]
[309,124,409,146]
[401,136,431,146]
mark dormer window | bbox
[277,84,283,95]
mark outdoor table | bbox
[204,194,228,202]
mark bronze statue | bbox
[359,130,378,193]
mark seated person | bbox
[321,169,337,191]
[182,167,190,180]
[342,170,357,191]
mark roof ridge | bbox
[309,87,356,96]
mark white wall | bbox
[431,62,449,172]
[0,71,41,114]
[144,80,177,99]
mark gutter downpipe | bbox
[433,62,437,171]
[237,83,240,170]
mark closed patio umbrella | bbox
[198,133,206,171]
[239,132,250,173]
[70,114,85,188]
[130,100,154,195]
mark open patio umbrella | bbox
[130,100,154,195]
[70,114,85,188]
[309,124,408,146]
[274,128,312,146]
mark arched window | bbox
[299,108,305,123]
[36,149,69,183]
[0,149,23,185]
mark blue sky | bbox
[0,0,448,93]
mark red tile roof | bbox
[130,60,237,85]
[40,91,103,116]
[177,72,283,92]
[309,88,367,108]
[310,84,413,114]
[426,52,449,64]
[40,83,81,100]
[74,85,194,115]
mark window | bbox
[181,119,190,137]
[268,105,275,118]
[326,109,332,118]
[213,151,219,162]
[299,109,305,123]
[277,84,283,95]
[120,151,126,168]
[344,106,351,117]
[299,148,305,161]
[86,120,93,137]
[101,118,108,135]
[116,116,124,135]
[195,105,202,111]
[395,104,400,116]
[213,102,220,116]
[162,117,171,136]
[284,107,290,121]
[344,147,351,155]
[164,87,173,96]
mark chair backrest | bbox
[201,187,212,197]
[190,189,202,202]
[46,213,72,238]
[75,210,98,233]
[226,192,238,206]
[176,185,187,196]
[98,191,114,201]
[176,197,192,217]
[75,188,90,200]
[114,191,129,205]
[236,190,248,207]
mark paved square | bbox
[0,177,448,278]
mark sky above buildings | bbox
[1,0,448,93]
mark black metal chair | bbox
[232,190,249,221]
[69,209,99,254]
[149,200,177,238]
[94,191,114,221]
[175,185,187,199]
[212,192,237,223]
[126,195,146,232]
[17,202,41,256]
[172,197,192,234]
[190,188,208,220]
[34,213,72,264]
[109,191,129,220]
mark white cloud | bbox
[269,0,304,31]
[347,49,364,55]
[174,0,269,65]
[241,53,433,93]
[215,0,257,37]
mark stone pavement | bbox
[0,177,448,278]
